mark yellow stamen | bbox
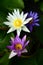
[15,43,22,50]
[13,19,22,28]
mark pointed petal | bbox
[17,9,20,15]
[16,9,20,18]
[34,16,38,19]
[34,13,38,18]
[22,49,28,53]
[9,51,17,59]
[11,37,14,43]
[14,35,21,44]
[22,35,26,43]
[17,29,21,36]
[14,9,17,14]
[7,27,15,33]
[35,23,40,26]
[35,19,39,22]
[7,16,14,22]
[23,13,28,21]
[17,52,21,56]
[14,9,19,16]
[30,11,32,16]
[7,46,14,50]
[7,46,12,50]
[8,13,14,19]
[24,40,29,47]
[23,18,32,24]
[17,30,20,36]
[4,22,11,26]
[21,12,24,18]
[23,26,30,33]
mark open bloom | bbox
[7,35,29,59]
[26,11,39,32]
[4,9,32,36]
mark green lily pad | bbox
[2,0,24,10]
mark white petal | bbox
[11,37,14,43]
[23,13,28,21]
[14,9,20,18]
[17,9,20,15]
[13,12,16,18]
[7,27,15,33]
[22,26,30,33]
[14,9,18,16]
[4,22,11,26]
[8,13,14,19]
[14,9,17,14]
[23,18,32,24]
[7,16,11,21]
[22,49,28,53]
[17,29,21,36]
[21,12,24,19]
[17,9,20,18]
[9,51,17,59]
[7,16,14,22]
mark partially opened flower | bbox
[26,11,39,32]
[7,35,29,59]
[4,9,32,36]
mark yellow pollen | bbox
[15,43,22,50]
[13,19,22,28]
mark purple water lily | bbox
[26,11,40,32]
[7,35,29,59]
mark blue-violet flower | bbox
[26,11,39,32]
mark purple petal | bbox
[22,35,26,46]
[34,19,39,22]
[14,35,21,44]
[32,12,35,16]
[33,13,38,19]
[34,23,40,26]
[30,11,35,17]
[34,12,38,17]
[17,51,21,56]
[34,16,38,19]
[30,11,32,16]
[29,12,39,21]
[24,40,29,47]
[7,46,14,50]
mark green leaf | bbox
[2,0,24,10]
[0,11,7,26]
[0,33,14,49]
[0,52,9,65]
[40,2,43,12]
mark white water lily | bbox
[4,9,32,36]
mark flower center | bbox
[15,43,22,50]
[13,19,22,28]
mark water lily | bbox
[26,11,39,32]
[4,9,32,36]
[7,35,29,59]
